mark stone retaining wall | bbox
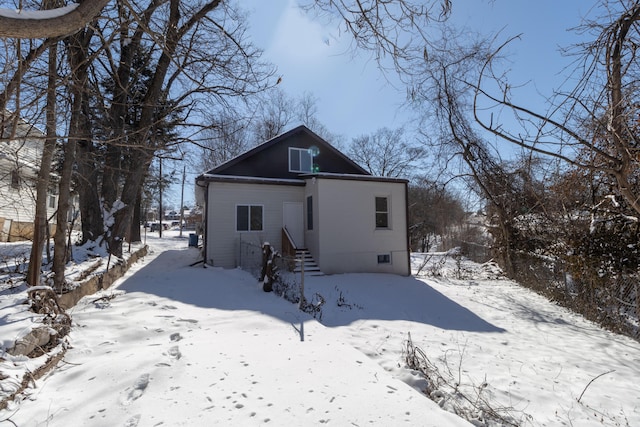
[58,245,148,309]
[7,245,148,356]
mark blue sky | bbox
[243,0,591,144]
[180,0,591,207]
[245,0,408,141]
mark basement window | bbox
[377,254,391,264]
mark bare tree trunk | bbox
[0,0,110,39]
[130,186,143,243]
[107,149,154,256]
[52,135,75,290]
[26,40,58,286]
[101,144,122,210]
[636,282,640,338]
[52,29,90,289]
[69,24,101,246]
[74,78,102,245]
[76,135,103,244]
[607,5,640,216]
[100,0,149,249]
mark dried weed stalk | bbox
[403,332,528,426]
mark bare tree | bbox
[302,0,640,334]
[295,91,342,144]
[197,108,253,172]
[408,180,466,252]
[26,35,58,286]
[399,22,524,272]
[2,0,274,292]
[302,0,450,72]
[101,0,217,256]
[52,16,97,289]
[0,2,63,286]
[471,1,640,217]
[252,88,296,141]
[67,0,274,257]
[296,91,320,128]
[348,127,424,177]
[0,41,53,120]
[303,0,640,218]
[195,89,342,174]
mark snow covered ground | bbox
[1,231,639,426]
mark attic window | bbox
[289,147,313,173]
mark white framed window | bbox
[289,147,313,173]
[375,196,389,228]
[236,205,263,231]
[48,195,56,209]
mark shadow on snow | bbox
[307,273,504,333]
[119,249,504,334]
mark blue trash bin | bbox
[188,233,198,247]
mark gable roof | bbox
[198,125,369,181]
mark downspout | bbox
[404,181,411,276]
[196,177,208,266]
[203,182,208,266]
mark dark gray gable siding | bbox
[205,125,369,179]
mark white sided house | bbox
[195,125,410,276]
[0,112,59,242]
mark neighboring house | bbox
[0,112,59,242]
[164,210,181,221]
[195,125,410,276]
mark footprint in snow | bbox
[120,374,150,406]
[167,345,182,360]
[124,414,141,426]
[170,332,182,341]
[177,318,198,324]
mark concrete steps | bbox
[293,249,323,276]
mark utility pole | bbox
[179,165,186,238]
[159,156,163,238]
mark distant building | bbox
[164,210,180,221]
[0,111,72,242]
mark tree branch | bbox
[0,0,110,39]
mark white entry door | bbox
[283,202,304,249]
